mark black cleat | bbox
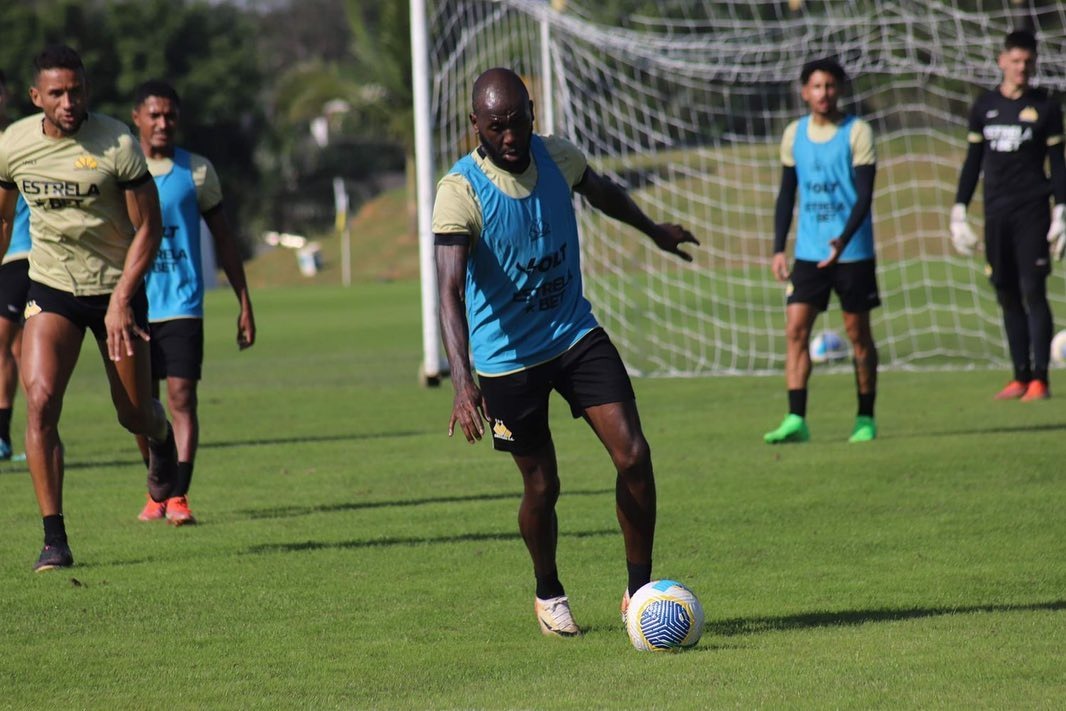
[147,423,178,503]
[34,542,74,572]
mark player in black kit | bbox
[950,29,1066,401]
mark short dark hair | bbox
[1004,30,1037,54]
[800,58,846,84]
[133,79,181,108]
[33,44,84,78]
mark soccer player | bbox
[0,45,178,572]
[434,68,698,637]
[764,57,880,445]
[950,30,1066,401]
[0,69,32,461]
[130,79,256,526]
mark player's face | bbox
[132,96,180,154]
[801,70,840,118]
[30,68,88,136]
[998,47,1035,89]
[470,99,534,173]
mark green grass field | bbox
[1,281,1064,708]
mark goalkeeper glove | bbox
[1048,204,1066,261]
[949,203,979,256]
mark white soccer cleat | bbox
[534,595,582,637]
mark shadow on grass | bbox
[884,422,1066,439]
[200,430,430,450]
[708,600,1066,636]
[244,527,615,555]
[236,487,614,520]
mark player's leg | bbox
[838,259,881,442]
[1013,205,1053,401]
[479,364,578,636]
[986,213,1031,398]
[0,258,31,459]
[21,307,84,571]
[90,289,177,502]
[160,319,203,524]
[765,260,826,443]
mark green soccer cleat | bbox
[848,415,877,443]
[763,414,810,444]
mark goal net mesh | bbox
[424,0,1066,375]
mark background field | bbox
[0,280,1063,708]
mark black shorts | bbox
[787,259,881,313]
[149,318,204,381]
[0,258,30,324]
[477,328,636,455]
[985,203,1051,290]
[25,280,149,341]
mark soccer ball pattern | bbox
[626,579,704,652]
[810,330,848,364]
[1052,330,1066,367]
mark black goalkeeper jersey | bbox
[966,87,1064,215]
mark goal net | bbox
[418,0,1066,376]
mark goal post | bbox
[413,0,1066,377]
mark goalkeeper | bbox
[433,68,697,638]
[950,29,1066,401]
[765,58,880,445]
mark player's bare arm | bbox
[0,186,15,256]
[107,178,162,361]
[436,239,487,443]
[574,167,699,261]
[205,206,256,349]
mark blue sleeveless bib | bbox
[5,195,31,258]
[145,148,205,321]
[793,115,874,262]
[451,136,598,375]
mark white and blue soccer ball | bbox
[810,330,848,364]
[626,579,704,652]
[1052,329,1066,367]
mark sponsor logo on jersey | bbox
[73,155,99,170]
[986,110,999,119]
[24,300,41,319]
[1019,106,1039,123]
[492,419,514,441]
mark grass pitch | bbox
[0,280,1063,708]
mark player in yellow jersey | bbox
[0,45,178,572]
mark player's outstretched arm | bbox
[574,167,699,261]
[107,179,162,361]
[204,206,256,349]
[435,238,487,443]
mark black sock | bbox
[788,389,808,418]
[43,514,67,546]
[627,560,652,596]
[175,461,194,497]
[535,569,565,600]
[1033,368,1048,384]
[858,391,876,417]
[0,407,11,442]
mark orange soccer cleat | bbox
[1020,379,1050,402]
[165,496,197,526]
[993,380,1029,400]
[138,494,167,521]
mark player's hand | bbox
[449,380,488,444]
[817,239,843,269]
[237,307,256,350]
[1047,204,1066,261]
[649,223,699,262]
[104,293,150,362]
[949,203,979,256]
[771,252,790,282]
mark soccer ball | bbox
[1052,329,1066,367]
[626,579,704,652]
[809,330,848,364]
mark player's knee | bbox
[523,472,560,505]
[24,383,62,428]
[1019,281,1048,310]
[785,322,811,343]
[115,402,155,435]
[613,436,651,477]
[168,389,198,417]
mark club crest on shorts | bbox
[24,300,42,319]
[492,419,514,441]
